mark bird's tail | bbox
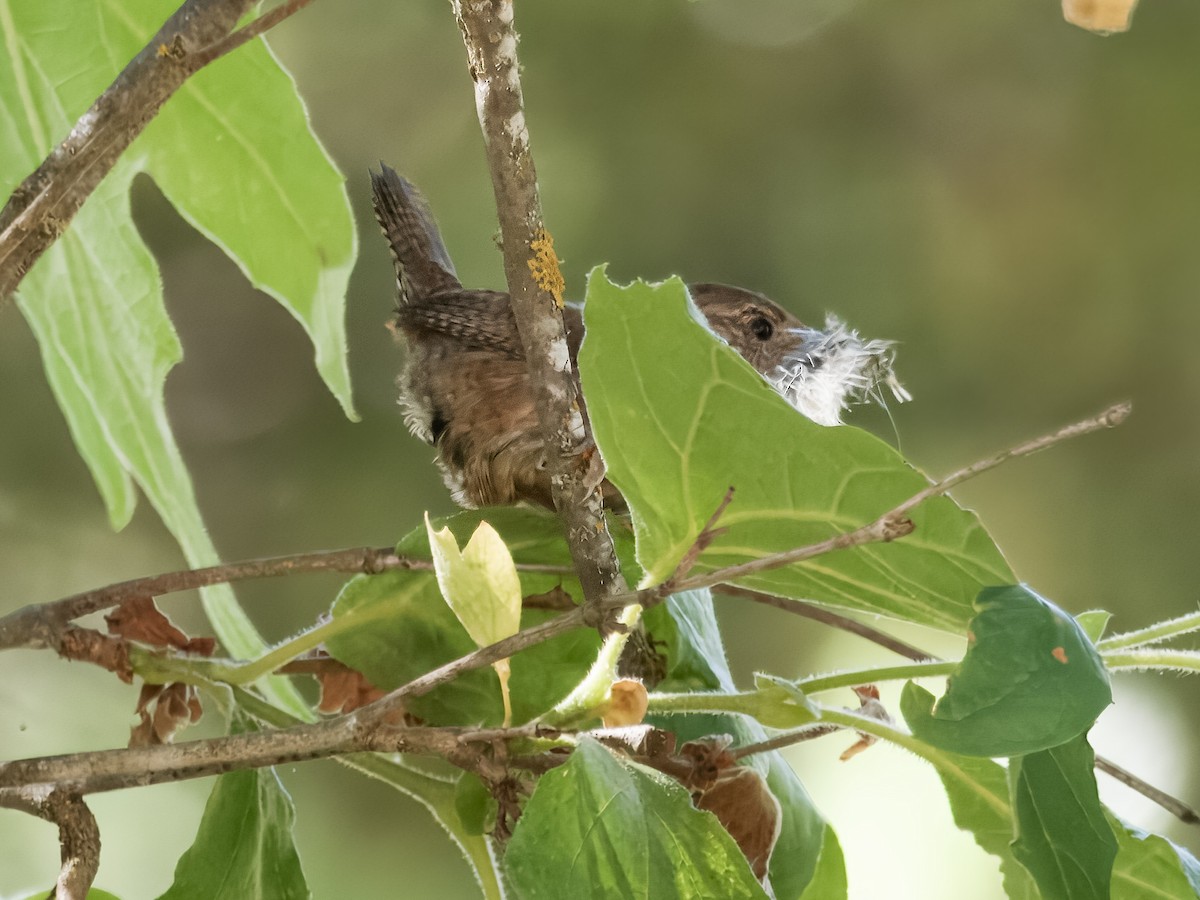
[370,164,462,303]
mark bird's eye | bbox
[750,316,774,340]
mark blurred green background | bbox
[2,0,1198,896]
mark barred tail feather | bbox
[370,164,461,303]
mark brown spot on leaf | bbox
[1052,646,1069,664]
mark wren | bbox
[371,164,909,509]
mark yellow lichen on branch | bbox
[528,228,565,308]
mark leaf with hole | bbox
[578,271,1012,633]
[901,584,1111,757]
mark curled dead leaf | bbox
[106,595,215,656]
[695,764,783,882]
[840,684,892,761]
[602,679,649,728]
[130,682,203,746]
[631,731,780,883]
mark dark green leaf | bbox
[505,738,768,899]
[1111,816,1200,899]
[454,772,496,837]
[324,508,604,725]
[158,765,309,899]
[578,272,1012,633]
[902,584,1111,756]
[1009,734,1117,900]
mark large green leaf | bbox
[577,271,1012,632]
[901,584,1112,757]
[1,0,355,701]
[324,508,605,725]
[159,761,309,899]
[505,737,768,899]
[1009,735,1118,900]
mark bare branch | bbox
[715,584,935,662]
[0,545,573,653]
[192,0,314,65]
[452,0,627,623]
[1095,755,1200,825]
[0,0,313,304]
[658,401,1132,597]
[0,547,408,652]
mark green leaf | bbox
[797,825,848,900]
[324,508,603,725]
[158,764,309,899]
[1076,610,1113,643]
[505,738,768,899]
[577,271,1012,632]
[925,753,1038,899]
[1,0,355,708]
[454,772,496,837]
[425,515,522,649]
[1009,735,1118,900]
[901,584,1112,756]
[1111,817,1200,899]
[139,38,357,417]
[751,673,823,729]
[646,591,844,899]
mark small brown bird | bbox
[371,164,908,509]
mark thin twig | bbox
[452,0,627,625]
[655,402,1132,597]
[714,584,935,662]
[731,724,844,760]
[193,0,314,64]
[0,546,573,652]
[0,0,313,304]
[663,488,736,591]
[1095,755,1200,825]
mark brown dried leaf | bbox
[316,664,386,715]
[521,586,576,611]
[628,730,780,882]
[106,595,215,656]
[130,682,202,746]
[840,684,892,761]
[678,734,736,791]
[695,765,783,882]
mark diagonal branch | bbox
[658,401,1132,597]
[452,0,627,624]
[0,0,312,305]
